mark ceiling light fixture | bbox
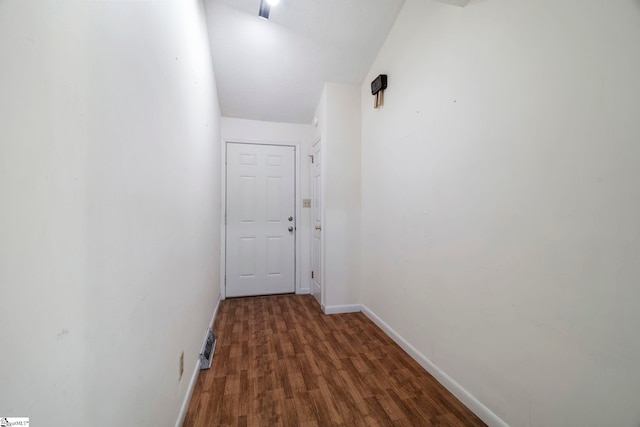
[259,0,280,19]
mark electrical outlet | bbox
[179,351,184,380]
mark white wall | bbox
[312,83,362,309]
[0,1,221,425]
[324,84,362,307]
[361,1,640,426]
[221,117,313,294]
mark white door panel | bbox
[226,143,295,297]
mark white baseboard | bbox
[322,303,363,315]
[175,295,222,427]
[360,305,507,427]
[175,356,201,427]
[208,295,222,330]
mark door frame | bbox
[220,139,303,300]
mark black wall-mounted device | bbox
[371,74,388,95]
[371,74,388,108]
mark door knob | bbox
[288,226,294,232]
[315,225,322,231]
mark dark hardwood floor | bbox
[183,294,486,427]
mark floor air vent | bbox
[200,329,216,370]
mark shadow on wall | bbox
[467,0,490,7]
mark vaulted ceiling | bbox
[203,0,405,124]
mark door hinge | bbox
[310,155,314,164]
[311,271,314,279]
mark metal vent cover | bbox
[200,329,216,370]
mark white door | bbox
[226,143,296,297]
[310,140,322,304]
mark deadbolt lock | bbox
[288,216,293,221]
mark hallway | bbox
[184,295,485,426]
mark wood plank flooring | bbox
[183,295,486,427]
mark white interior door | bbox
[226,143,296,297]
[310,140,322,304]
